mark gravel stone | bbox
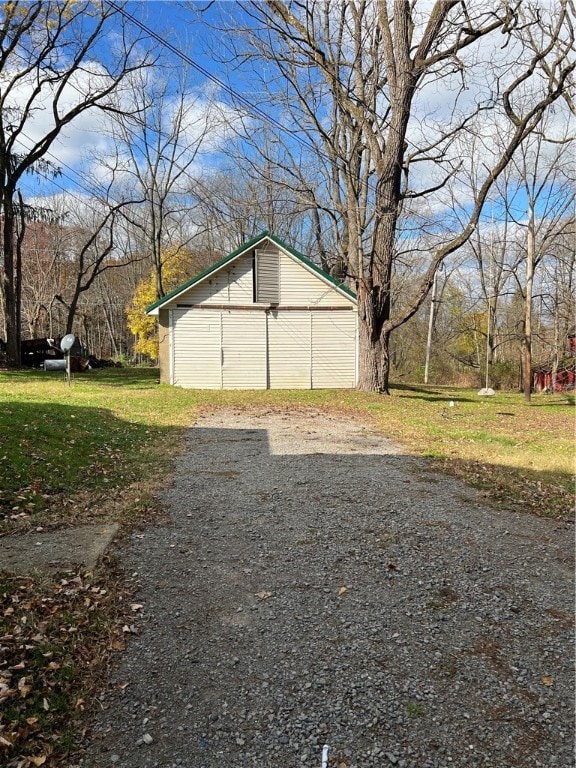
[85,409,575,768]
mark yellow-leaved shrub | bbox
[127,247,200,362]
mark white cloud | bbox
[3,62,117,186]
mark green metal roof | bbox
[145,231,356,314]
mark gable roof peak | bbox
[145,231,356,315]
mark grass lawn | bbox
[0,368,202,532]
[1,367,574,528]
[0,367,573,765]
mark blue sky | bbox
[16,1,574,235]
[18,2,228,200]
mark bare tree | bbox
[191,145,315,259]
[104,66,229,300]
[0,0,153,364]
[217,0,575,391]
[457,202,522,387]
[20,214,67,338]
[506,129,574,401]
[58,199,142,335]
[545,219,576,390]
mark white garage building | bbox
[146,232,358,389]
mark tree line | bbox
[1,1,574,399]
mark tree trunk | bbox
[15,191,25,347]
[357,281,388,392]
[66,292,80,335]
[522,203,535,402]
[1,190,20,365]
[380,330,392,395]
[358,319,383,392]
[486,309,495,390]
[551,298,559,392]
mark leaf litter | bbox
[0,561,133,767]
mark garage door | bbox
[312,312,357,388]
[267,311,311,388]
[221,310,267,389]
[171,308,356,389]
[172,308,222,388]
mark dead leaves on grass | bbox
[435,458,574,520]
[0,569,127,767]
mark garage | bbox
[147,232,358,390]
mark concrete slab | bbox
[0,523,120,574]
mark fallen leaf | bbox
[256,591,273,600]
[43,697,50,710]
[130,603,144,611]
[30,756,47,766]
[18,676,31,697]
[541,675,554,686]
[0,686,16,702]
[338,586,348,596]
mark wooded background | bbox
[1,1,574,396]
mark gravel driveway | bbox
[86,408,575,768]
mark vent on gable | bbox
[255,249,280,304]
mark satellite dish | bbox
[60,334,76,354]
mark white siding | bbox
[279,254,351,307]
[311,312,357,388]
[174,254,254,306]
[267,311,311,389]
[171,306,357,390]
[222,310,267,389]
[172,308,222,389]
[165,238,357,390]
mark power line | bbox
[102,0,355,254]
[17,130,134,220]
[106,0,321,158]
[9,7,336,256]
[9,44,237,239]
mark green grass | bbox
[0,369,574,527]
[0,368,198,529]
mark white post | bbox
[485,225,494,391]
[424,268,440,384]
